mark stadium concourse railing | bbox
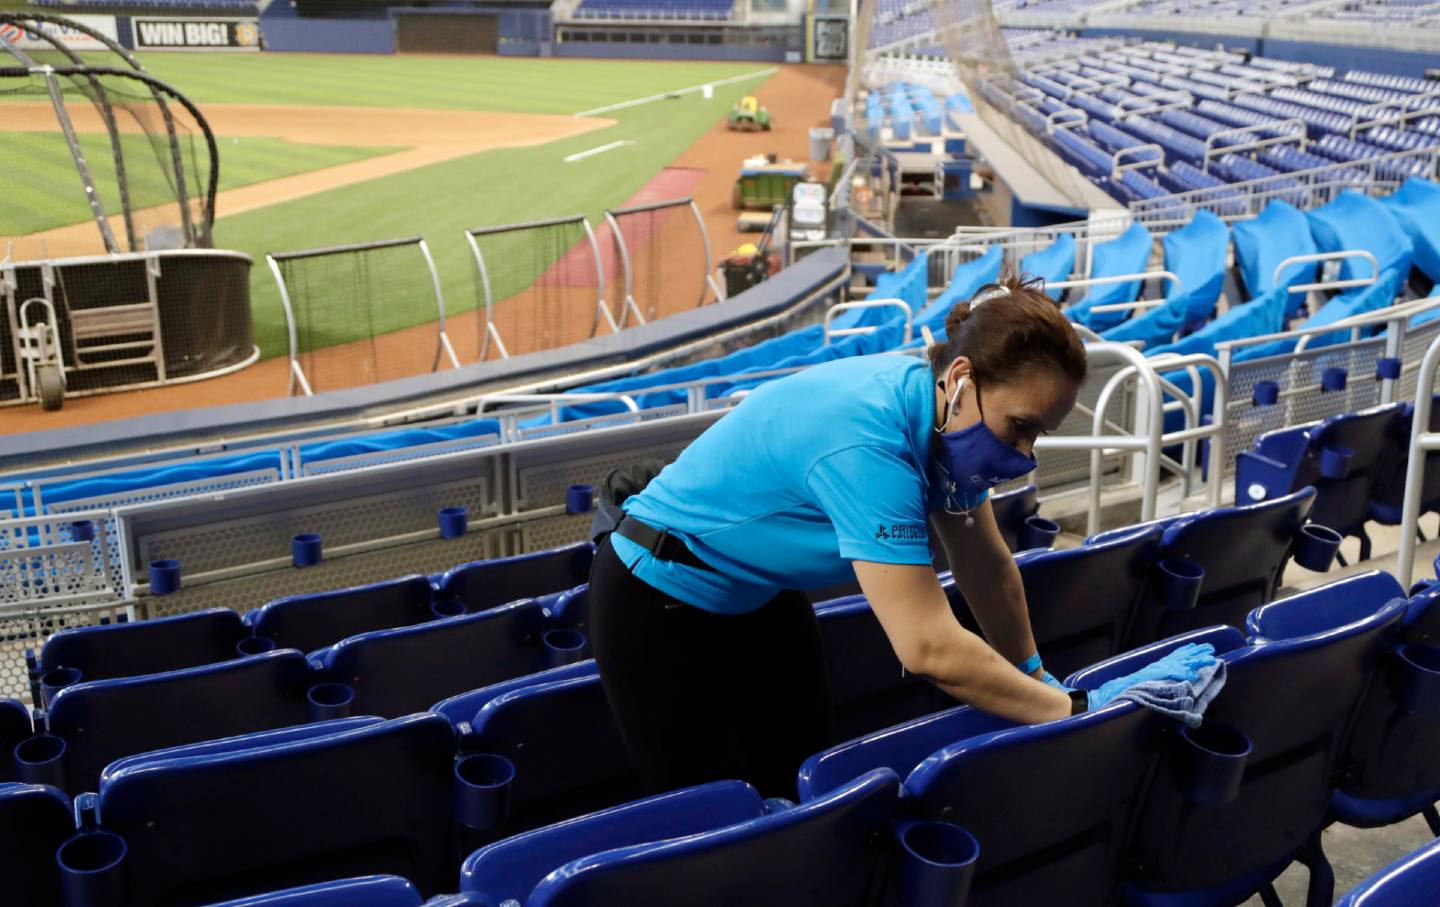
[1396,328,1440,589]
[0,339,1220,702]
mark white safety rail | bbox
[823,299,914,346]
[1396,329,1440,589]
[1044,271,1182,315]
[1216,294,1440,481]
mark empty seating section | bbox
[572,0,732,19]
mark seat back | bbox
[0,699,32,782]
[250,576,435,655]
[1009,524,1162,678]
[526,770,900,907]
[0,783,72,906]
[436,542,594,612]
[1123,488,1314,648]
[1232,199,1318,298]
[318,600,548,719]
[1291,404,1403,541]
[40,608,247,682]
[461,781,766,907]
[46,650,313,794]
[97,714,457,905]
[1371,397,1440,522]
[198,875,425,907]
[470,673,640,835]
[1334,581,1440,825]
[1336,838,1440,906]
[815,598,948,741]
[1126,581,1406,896]
[904,705,1161,907]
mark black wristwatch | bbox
[1068,689,1088,716]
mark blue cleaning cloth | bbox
[1114,658,1228,728]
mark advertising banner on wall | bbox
[133,17,262,52]
[0,15,118,52]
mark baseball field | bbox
[2,51,844,429]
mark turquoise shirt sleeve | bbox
[806,444,934,565]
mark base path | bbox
[2,104,613,258]
[3,64,846,436]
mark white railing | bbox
[1397,330,1440,588]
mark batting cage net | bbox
[268,238,458,397]
[465,215,611,362]
[0,13,218,261]
[605,198,719,327]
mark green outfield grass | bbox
[126,53,763,114]
[1,132,394,234]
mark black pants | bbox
[589,537,834,800]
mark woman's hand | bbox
[852,560,1073,725]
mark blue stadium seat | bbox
[38,608,248,683]
[1161,208,1229,328]
[473,770,906,907]
[1236,404,1403,561]
[200,875,426,907]
[1335,838,1440,906]
[1018,234,1075,297]
[459,780,768,907]
[88,714,456,904]
[464,670,641,836]
[0,782,72,906]
[436,542,594,612]
[22,649,314,795]
[1232,200,1319,301]
[1370,396,1440,527]
[1071,574,1408,907]
[1332,579,1440,832]
[310,599,552,719]
[1306,190,1414,286]
[1379,177,1440,284]
[1064,222,1153,331]
[247,575,437,655]
[1088,488,1320,647]
[0,699,32,782]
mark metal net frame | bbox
[0,13,218,258]
[464,214,612,361]
[268,237,458,397]
[604,197,720,328]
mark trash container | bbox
[809,127,835,162]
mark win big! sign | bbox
[133,17,262,52]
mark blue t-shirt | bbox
[614,354,984,614]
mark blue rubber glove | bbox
[1041,671,1068,690]
[1014,654,1071,691]
[1087,643,1218,710]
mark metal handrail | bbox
[1202,118,1308,172]
[823,299,913,346]
[1049,270,1183,314]
[1273,249,1381,295]
[1111,143,1165,179]
[1396,329,1440,589]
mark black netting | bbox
[275,240,449,395]
[608,200,710,325]
[467,218,606,360]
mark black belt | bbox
[614,516,717,573]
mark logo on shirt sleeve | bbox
[876,523,926,542]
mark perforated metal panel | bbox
[138,474,498,578]
[1400,318,1440,403]
[139,531,501,623]
[519,513,594,554]
[510,419,711,511]
[1222,337,1385,476]
[1,513,120,609]
[0,599,134,706]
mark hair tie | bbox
[970,285,1011,309]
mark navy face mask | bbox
[934,376,1037,516]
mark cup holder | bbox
[454,752,516,835]
[57,830,128,907]
[235,637,276,657]
[306,683,355,722]
[1292,524,1343,572]
[1174,723,1251,806]
[1318,445,1353,480]
[1018,515,1061,552]
[543,628,587,669]
[894,819,980,907]
[15,733,67,789]
[1157,558,1205,613]
[1395,643,1440,718]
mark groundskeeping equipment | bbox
[727,95,772,131]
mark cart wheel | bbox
[36,365,64,411]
